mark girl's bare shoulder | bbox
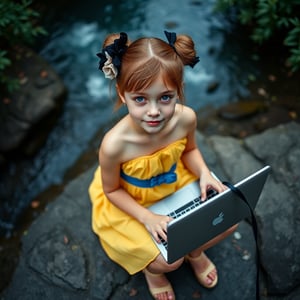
[100,117,130,160]
[176,104,197,126]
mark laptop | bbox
[148,165,270,263]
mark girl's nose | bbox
[147,103,161,117]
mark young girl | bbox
[89,31,237,300]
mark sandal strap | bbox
[143,269,176,299]
[186,252,218,289]
[149,284,174,295]
[143,268,163,277]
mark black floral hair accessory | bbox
[97,32,128,79]
[164,30,200,68]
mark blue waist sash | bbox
[120,163,177,188]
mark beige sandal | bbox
[143,269,176,299]
[186,252,218,288]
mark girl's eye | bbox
[134,96,145,104]
[160,95,172,102]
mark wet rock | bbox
[0,46,67,155]
[218,100,267,120]
[208,122,300,296]
[190,1,203,6]
[206,81,220,93]
[164,21,179,29]
[208,46,216,55]
[28,226,88,290]
[34,70,56,89]
[245,123,300,294]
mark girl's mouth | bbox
[146,120,162,127]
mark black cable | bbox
[222,181,260,300]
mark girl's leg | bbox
[143,254,184,300]
[143,224,238,298]
[187,224,238,288]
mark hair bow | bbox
[97,32,128,79]
[164,30,199,68]
[164,30,177,49]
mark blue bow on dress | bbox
[120,164,177,188]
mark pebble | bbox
[234,231,242,240]
[242,250,251,261]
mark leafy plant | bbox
[215,0,300,72]
[0,0,47,93]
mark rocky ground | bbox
[0,46,67,158]
[1,122,300,300]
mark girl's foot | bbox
[186,252,218,288]
[143,268,175,300]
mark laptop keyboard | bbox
[167,189,218,219]
[158,189,218,249]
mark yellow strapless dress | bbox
[88,138,198,274]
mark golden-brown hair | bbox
[101,33,198,109]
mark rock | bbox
[28,226,88,290]
[1,122,300,299]
[206,81,220,93]
[218,100,268,120]
[208,122,300,296]
[0,46,67,155]
[245,123,300,294]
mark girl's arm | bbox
[99,134,171,242]
[180,107,226,199]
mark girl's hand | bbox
[200,170,227,201]
[143,212,173,243]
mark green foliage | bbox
[215,0,300,72]
[0,0,47,93]
[0,50,18,93]
[0,51,11,71]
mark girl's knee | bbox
[157,257,184,272]
[148,255,184,273]
[166,258,184,272]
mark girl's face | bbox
[119,75,179,135]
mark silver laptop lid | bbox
[157,166,270,263]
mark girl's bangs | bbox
[126,58,182,93]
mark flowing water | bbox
[0,0,255,236]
